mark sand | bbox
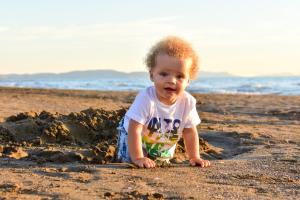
[0,86,299,199]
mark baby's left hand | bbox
[189,158,211,168]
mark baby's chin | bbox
[165,94,181,104]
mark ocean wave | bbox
[1,76,299,95]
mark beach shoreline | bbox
[0,87,299,199]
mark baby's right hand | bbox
[132,157,156,168]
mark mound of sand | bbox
[0,108,125,164]
[0,108,216,166]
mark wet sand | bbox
[0,87,299,199]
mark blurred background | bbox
[0,0,299,95]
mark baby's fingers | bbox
[202,160,211,167]
[135,161,144,168]
[196,160,205,167]
[144,159,156,168]
[133,159,145,168]
[190,159,211,168]
[134,158,156,168]
[198,160,211,167]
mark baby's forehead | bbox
[155,53,193,66]
[154,54,193,73]
[155,52,191,62]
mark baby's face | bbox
[150,53,192,105]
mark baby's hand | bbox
[190,157,211,168]
[132,157,156,168]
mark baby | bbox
[117,36,211,168]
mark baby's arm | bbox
[182,126,211,167]
[128,119,156,168]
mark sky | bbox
[0,0,299,76]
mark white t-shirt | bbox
[123,86,201,159]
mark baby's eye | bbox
[176,75,184,79]
[159,72,168,77]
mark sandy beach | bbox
[0,86,299,199]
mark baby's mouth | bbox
[164,87,176,92]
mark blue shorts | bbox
[116,118,132,163]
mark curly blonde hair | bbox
[145,36,199,80]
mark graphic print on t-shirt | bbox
[142,117,181,158]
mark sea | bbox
[0,76,299,96]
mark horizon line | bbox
[0,69,299,77]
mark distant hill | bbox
[0,69,234,81]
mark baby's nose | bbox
[167,76,176,84]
